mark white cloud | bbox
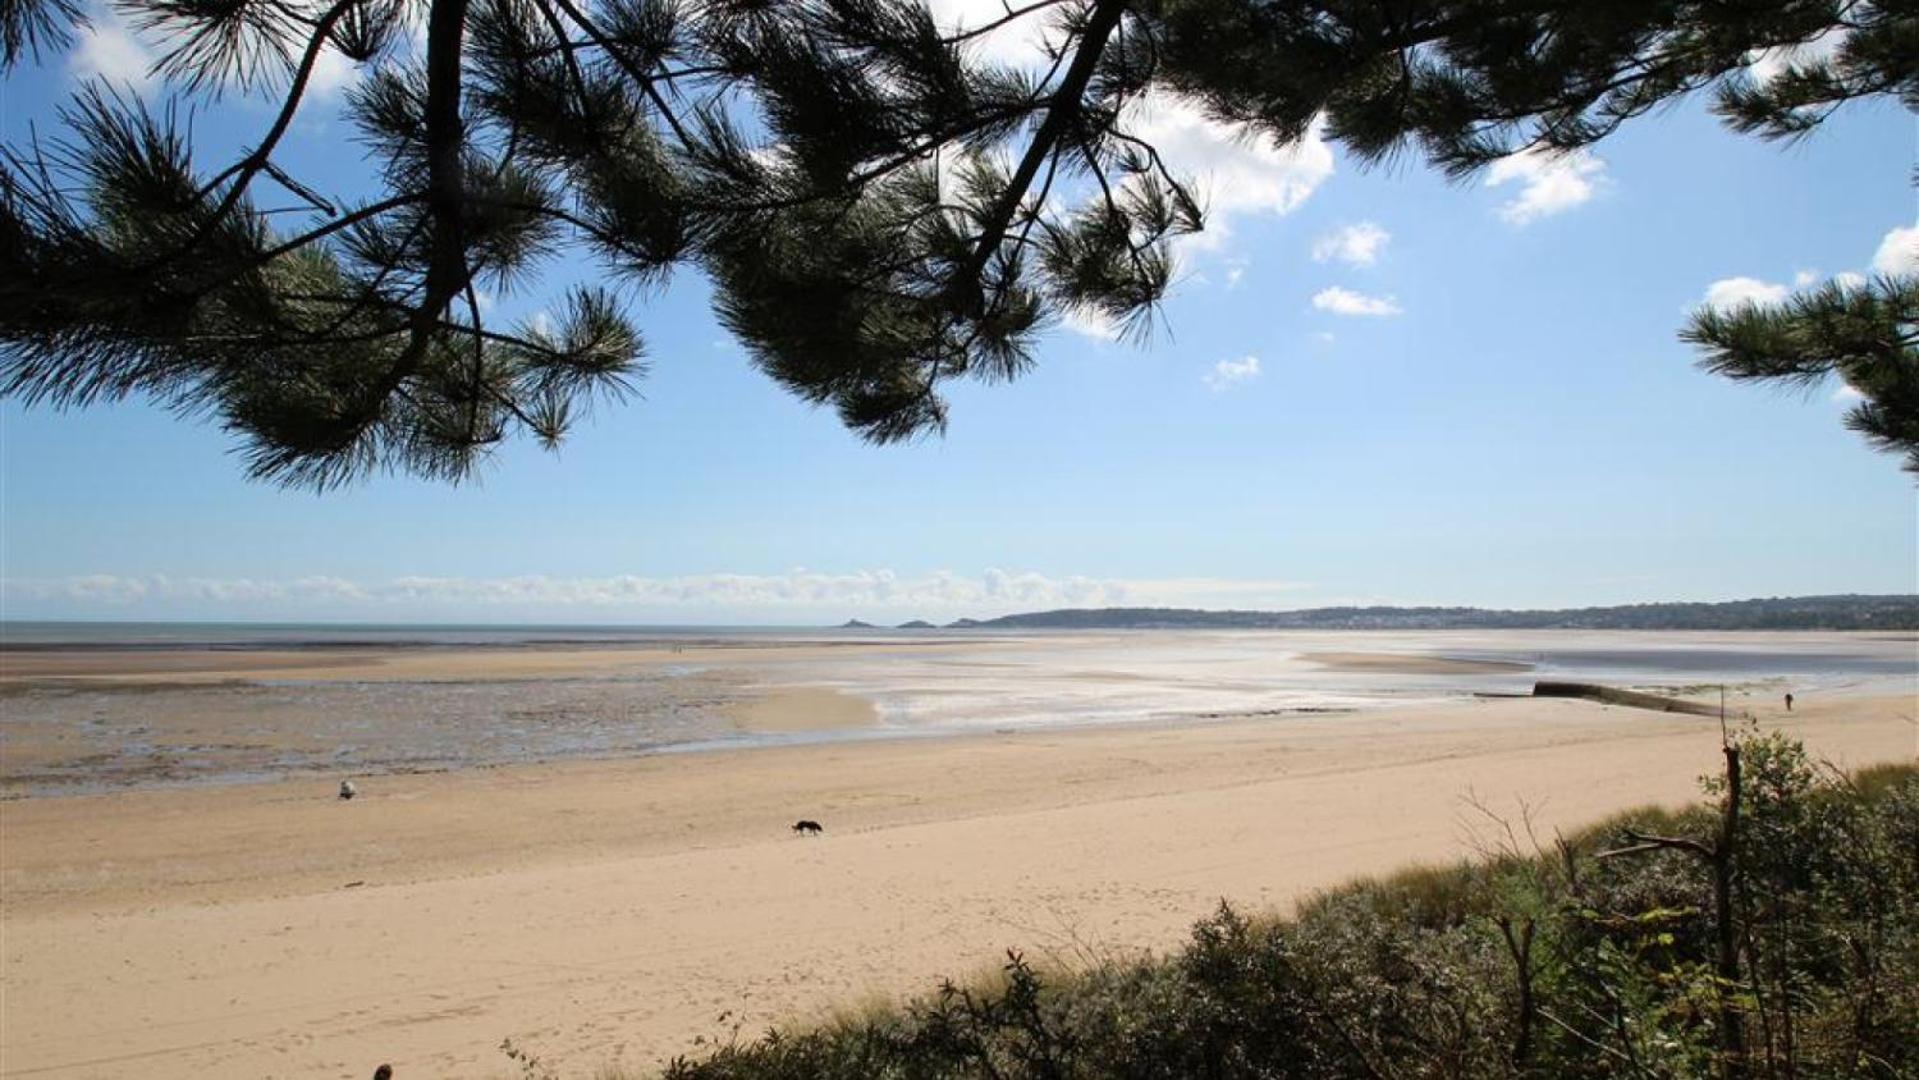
[0,570,1314,620]
[892,9,1338,254]
[304,45,364,97]
[1725,218,1915,306]
[1702,276,1791,312]
[1747,29,1848,86]
[1870,223,1918,277]
[926,0,1061,67]
[1121,92,1334,247]
[70,5,157,94]
[70,1,363,99]
[1485,147,1609,225]
[1203,355,1260,391]
[10,574,369,606]
[1696,220,1908,316]
[1311,222,1390,267]
[60,573,151,603]
[1059,305,1121,342]
[1831,382,1865,403]
[1311,286,1401,317]
[1223,258,1248,289]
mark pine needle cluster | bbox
[1,0,1911,484]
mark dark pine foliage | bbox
[2,0,1914,485]
[1685,275,1919,474]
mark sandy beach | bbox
[2,687,1911,1079]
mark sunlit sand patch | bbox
[1302,651,1535,675]
[727,686,879,732]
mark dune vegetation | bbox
[622,730,1916,1080]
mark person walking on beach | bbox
[1785,692,1794,711]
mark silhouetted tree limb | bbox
[2,0,1912,485]
[1685,275,1919,473]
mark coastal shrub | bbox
[653,739,1917,1080]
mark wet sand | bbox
[0,639,968,685]
[0,644,903,794]
[2,692,1911,1079]
[727,687,880,732]
[1304,651,1536,675]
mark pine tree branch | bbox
[543,0,693,149]
[173,0,363,255]
[254,193,422,264]
[939,0,1074,47]
[526,0,597,117]
[958,0,1125,312]
[1105,129,1198,224]
[356,0,475,433]
[414,0,474,321]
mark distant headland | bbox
[854,594,1919,632]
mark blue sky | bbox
[1,5,1915,624]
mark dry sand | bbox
[2,694,1913,1079]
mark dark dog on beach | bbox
[792,819,824,835]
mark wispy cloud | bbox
[1059,305,1122,342]
[1746,29,1847,86]
[71,1,363,98]
[926,4,1333,250]
[17,573,372,605]
[1203,355,1261,391]
[1485,147,1609,225]
[1311,222,1390,267]
[1701,276,1790,312]
[1122,92,1334,249]
[1871,222,1918,276]
[71,5,158,95]
[1,570,1317,620]
[304,40,363,97]
[1312,286,1401,317]
[926,0,1061,66]
[1703,221,1910,316]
